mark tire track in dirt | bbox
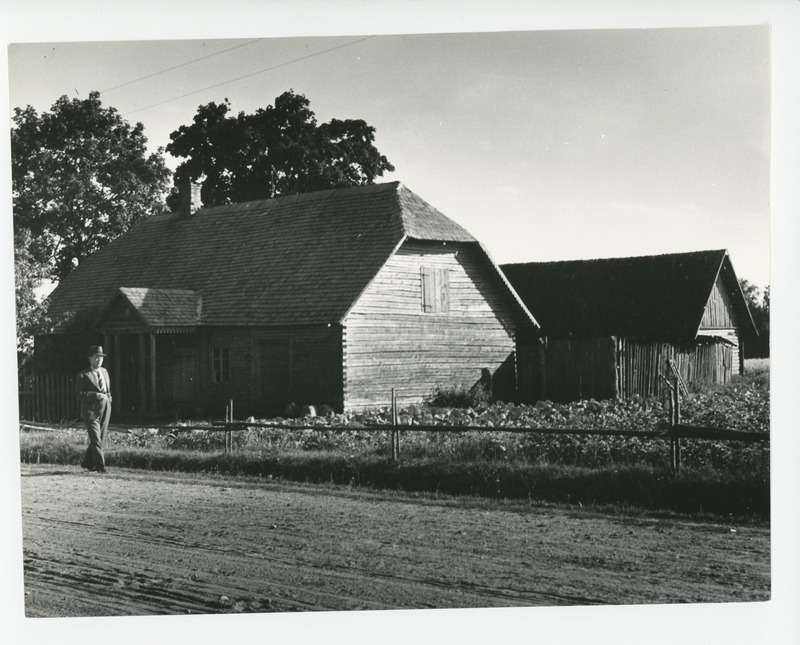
[20,465,770,616]
[27,512,604,606]
[24,512,550,613]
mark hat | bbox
[87,345,107,357]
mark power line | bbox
[101,38,265,94]
[123,36,376,117]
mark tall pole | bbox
[669,383,676,471]
[674,372,682,472]
[228,398,234,453]
[391,389,397,463]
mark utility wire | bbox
[101,38,265,94]
[123,36,376,117]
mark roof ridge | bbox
[501,248,728,268]
[394,183,476,242]
[47,180,429,326]
[189,181,403,216]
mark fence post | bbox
[390,388,399,463]
[227,399,234,453]
[667,376,674,471]
[674,373,682,472]
[224,403,230,454]
[394,390,400,461]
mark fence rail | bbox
[21,418,770,443]
[21,411,768,471]
[206,419,768,443]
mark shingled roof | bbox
[501,250,757,341]
[112,288,202,327]
[47,182,490,327]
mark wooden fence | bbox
[18,372,78,423]
[21,367,767,473]
[210,373,767,472]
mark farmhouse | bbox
[501,250,758,403]
[39,181,537,418]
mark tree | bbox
[739,279,770,358]
[14,228,50,355]
[165,90,395,208]
[11,91,171,281]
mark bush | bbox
[424,383,490,408]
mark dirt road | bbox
[19,464,769,617]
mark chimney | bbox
[180,179,203,217]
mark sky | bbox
[2,2,800,645]
[6,15,773,290]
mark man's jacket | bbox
[75,367,112,421]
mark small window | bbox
[211,346,231,383]
[421,266,450,313]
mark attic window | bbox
[211,346,230,383]
[421,266,450,313]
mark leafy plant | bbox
[424,384,491,409]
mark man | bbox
[76,345,112,473]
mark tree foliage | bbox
[14,228,51,355]
[739,279,770,358]
[11,91,171,281]
[166,90,395,208]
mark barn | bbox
[501,250,758,403]
[37,181,537,419]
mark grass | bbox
[745,358,770,374]
[20,428,769,518]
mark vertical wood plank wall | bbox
[617,337,734,399]
[700,273,736,328]
[199,326,343,417]
[615,338,672,399]
[698,274,742,375]
[343,240,517,409]
[517,335,736,404]
[542,337,617,402]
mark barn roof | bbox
[501,250,757,341]
[47,182,527,328]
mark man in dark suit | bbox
[76,345,112,473]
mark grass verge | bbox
[21,430,768,519]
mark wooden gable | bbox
[98,293,149,333]
[342,239,521,407]
[700,273,737,329]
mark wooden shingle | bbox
[116,288,201,327]
[47,182,480,327]
[501,250,757,341]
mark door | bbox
[259,341,291,415]
[173,346,197,403]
